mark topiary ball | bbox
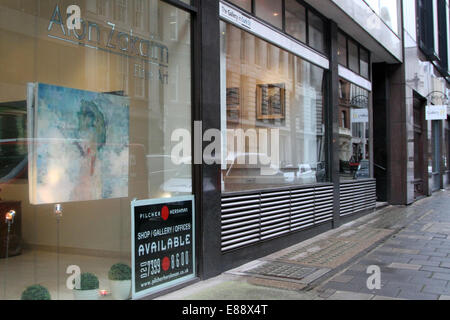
[75,272,99,290]
[108,263,132,281]
[21,284,51,300]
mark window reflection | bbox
[220,22,327,192]
[338,79,371,181]
[364,0,399,34]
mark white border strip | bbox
[219,1,329,70]
[338,65,372,92]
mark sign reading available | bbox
[131,196,195,299]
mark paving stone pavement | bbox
[318,190,450,300]
[157,190,450,301]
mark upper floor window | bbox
[228,0,252,12]
[338,30,371,80]
[348,39,359,74]
[225,0,328,55]
[308,10,326,54]
[337,32,347,67]
[285,0,306,43]
[255,0,283,30]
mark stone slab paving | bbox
[319,190,450,300]
[158,190,450,301]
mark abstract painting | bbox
[28,83,129,204]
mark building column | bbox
[328,21,341,228]
[195,0,222,279]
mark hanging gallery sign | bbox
[27,83,130,204]
[425,105,447,120]
[131,196,196,300]
[351,108,369,123]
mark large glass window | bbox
[285,0,306,43]
[338,79,371,181]
[255,0,283,29]
[220,22,327,193]
[0,0,191,300]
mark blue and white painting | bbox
[29,83,129,204]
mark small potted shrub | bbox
[108,263,131,300]
[73,272,100,300]
[21,284,51,300]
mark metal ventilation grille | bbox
[221,185,334,252]
[339,179,376,217]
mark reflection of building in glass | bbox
[221,22,326,191]
[338,78,369,180]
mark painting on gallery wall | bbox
[27,83,130,205]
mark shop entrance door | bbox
[413,98,425,199]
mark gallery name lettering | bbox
[139,207,189,220]
[220,3,252,30]
[48,4,169,66]
[138,234,191,256]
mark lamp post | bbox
[54,204,62,300]
[3,210,15,298]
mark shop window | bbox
[255,0,283,30]
[228,0,252,12]
[0,0,192,300]
[285,0,306,43]
[360,47,370,79]
[337,32,347,67]
[338,79,371,181]
[308,10,326,54]
[348,39,359,74]
[220,22,328,193]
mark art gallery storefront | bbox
[217,1,376,271]
[0,0,198,300]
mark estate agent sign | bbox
[131,196,196,299]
